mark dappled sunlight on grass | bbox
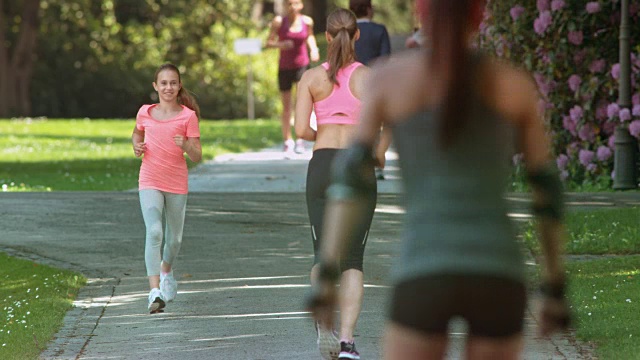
[523,207,640,255]
[0,118,281,191]
[0,252,85,360]
[567,256,640,358]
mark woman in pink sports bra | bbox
[267,0,320,153]
[294,8,389,360]
[132,63,202,314]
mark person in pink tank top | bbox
[294,8,390,360]
[132,63,202,314]
[267,0,320,154]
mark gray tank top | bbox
[390,57,524,284]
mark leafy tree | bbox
[29,0,280,119]
[3,0,414,119]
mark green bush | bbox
[480,1,640,188]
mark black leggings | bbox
[390,274,527,338]
[306,148,377,271]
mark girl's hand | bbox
[133,142,146,157]
[173,135,186,150]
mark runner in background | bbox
[295,8,388,360]
[267,0,320,154]
[132,63,202,314]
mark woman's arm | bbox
[304,16,320,62]
[294,70,317,141]
[518,75,565,283]
[266,16,292,49]
[132,127,146,157]
[516,73,570,336]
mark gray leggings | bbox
[139,189,188,276]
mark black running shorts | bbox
[278,66,308,91]
[306,148,377,272]
[390,274,527,338]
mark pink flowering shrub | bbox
[479,1,640,189]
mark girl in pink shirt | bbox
[132,63,202,314]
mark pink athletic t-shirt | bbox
[136,104,200,194]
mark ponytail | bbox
[326,8,358,86]
[178,87,201,119]
[426,0,474,149]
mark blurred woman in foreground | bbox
[307,1,571,359]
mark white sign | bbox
[234,38,262,55]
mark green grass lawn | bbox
[523,207,640,358]
[0,252,86,360]
[0,118,281,191]
[567,256,640,359]
[524,207,640,255]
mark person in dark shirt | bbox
[349,0,391,66]
[350,0,392,180]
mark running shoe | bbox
[283,139,295,153]
[316,322,340,360]
[148,288,165,314]
[294,139,306,153]
[338,341,360,360]
[160,271,177,302]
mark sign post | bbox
[613,0,636,189]
[233,38,262,120]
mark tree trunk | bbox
[252,1,264,25]
[305,0,327,33]
[0,0,40,117]
[0,0,10,116]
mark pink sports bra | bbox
[314,62,363,126]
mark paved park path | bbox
[3,144,640,359]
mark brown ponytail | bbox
[325,8,358,86]
[154,63,201,119]
[177,87,201,120]
[425,0,474,149]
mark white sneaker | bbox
[283,139,295,153]
[160,271,178,302]
[294,139,306,154]
[148,288,165,314]
[316,322,340,360]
